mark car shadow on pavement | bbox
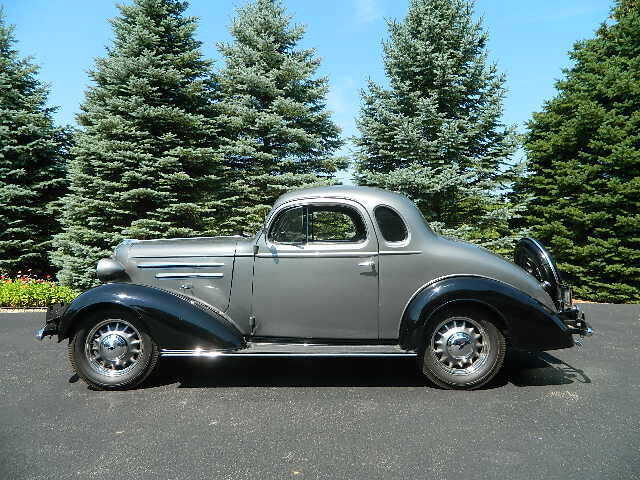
[136,350,590,390]
[504,351,591,387]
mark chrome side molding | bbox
[379,250,422,255]
[138,262,225,268]
[256,251,378,258]
[160,343,417,358]
[155,272,224,279]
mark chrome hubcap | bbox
[431,318,489,376]
[84,319,143,377]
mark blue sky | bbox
[3,0,613,181]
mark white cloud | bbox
[355,0,383,24]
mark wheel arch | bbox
[60,301,149,341]
[425,299,509,338]
[399,275,573,352]
[58,283,246,351]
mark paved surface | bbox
[1,304,639,480]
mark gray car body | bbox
[110,185,555,342]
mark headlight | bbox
[96,258,127,282]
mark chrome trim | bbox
[159,349,416,358]
[85,318,144,377]
[263,198,375,251]
[138,262,224,268]
[379,250,422,255]
[256,251,378,258]
[132,253,235,258]
[155,272,224,279]
[430,317,489,375]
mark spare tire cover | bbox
[514,238,562,308]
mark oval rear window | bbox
[374,206,408,242]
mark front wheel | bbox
[420,307,506,390]
[68,309,159,390]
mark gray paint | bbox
[252,197,379,339]
[114,236,239,312]
[106,185,554,339]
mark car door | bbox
[252,199,379,340]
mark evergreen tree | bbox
[516,0,640,303]
[214,0,345,235]
[0,10,70,277]
[52,0,224,289]
[354,0,524,254]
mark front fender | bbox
[399,276,573,352]
[58,283,246,351]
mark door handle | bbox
[357,260,375,269]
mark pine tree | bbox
[0,10,70,277]
[515,0,640,303]
[213,0,345,235]
[52,0,224,289]
[354,0,524,254]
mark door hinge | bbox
[249,315,256,335]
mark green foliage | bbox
[52,0,226,290]
[0,9,71,277]
[0,274,78,308]
[354,0,526,255]
[515,0,640,303]
[213,0,345,236]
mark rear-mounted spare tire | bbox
[514,237,563,309]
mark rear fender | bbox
[58,283,246,351]
[399,276,573,352]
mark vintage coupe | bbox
[36,186,592,390]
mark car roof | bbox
[273,185,413,210]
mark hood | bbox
[118,236,239,261]
[102,236,242,312]
[109,237,240,287]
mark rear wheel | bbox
[420,307,506,390]
[68,309,159,390]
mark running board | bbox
[160,343,416,358]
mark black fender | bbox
[398,276,574,352]
[57,283,246,351]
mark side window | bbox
[374,206,408,242]
[269,206,306,243]
[309,205,366,243]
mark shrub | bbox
[0,272,79,308]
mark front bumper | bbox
[35,303,68,341]
[558,305,594,338]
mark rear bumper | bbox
[558,305,594,338]
[35,303,68,341]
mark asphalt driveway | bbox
[1,304,639,480]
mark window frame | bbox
[373,204,410,245]
[267,205,307,245]
[307,204,367,245]
[267,202,369,246]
